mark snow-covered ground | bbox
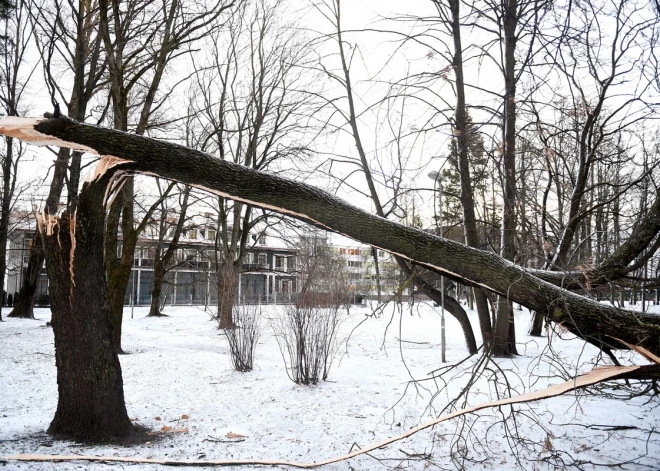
[1,301,659,470]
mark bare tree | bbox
[143,182,191,317]
[310,0,479,353]
[3,113,660,440]
[526,0,660,332]
[0,0,33,321]
[9,0,106,318]
[98,0,233,350]
[190,0,315,328]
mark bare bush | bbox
[224,304,262,372]
[274,301,343,385]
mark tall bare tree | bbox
[145,182,191,317]
[9,0,106,318]
[311,0,479,353]
[98,0,234,350]
[0,0,32,321]
[191,0,315,328]
[4,113,660,440]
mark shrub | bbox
[224,303,261,372]
[274,302,343,385]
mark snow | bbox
[1,302,659,470]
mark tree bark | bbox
[3,115,660,356]
[0,136,13,322]
[217,262,239,329]
[40,170,133,440]
[492,0,519,357]
[447,0,492,345]
[148,263,166,317]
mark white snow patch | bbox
[1,303,659,470]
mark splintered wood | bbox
[86,156,133,183]
[0,117,98,155]
[0,364,642,469]
[36,210,59,236]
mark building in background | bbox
[6,225,298,307]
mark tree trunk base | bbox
[6,312,35,319]
[490,346,517,358]
[529,311,545,337]
[219,319,237,329]
[7,298,35,319]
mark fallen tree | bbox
[1,114,659,357]
[1,114,659,441]
[529,192,660,290]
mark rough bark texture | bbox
[41,170,133,440]
[217,262,239,329]
[7,115,660,357]
[448,0,492,345]
[0,136,14,321]
[493,0,519,357]
[104,181,138,354]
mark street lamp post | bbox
[428,170,446,363]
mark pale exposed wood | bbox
[617,340,660,365]
[0,117,98,154]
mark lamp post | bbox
[428,170,446,363]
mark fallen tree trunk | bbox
[530,191,660,289]
[1,115,659,356]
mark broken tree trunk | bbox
[2,115,660,356]
[39,168,133,440]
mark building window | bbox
[258,253,267,266]
[258,234,266,245]
[348,248,360,256]
[188,229,197,240]
[348,260,362,268]
[339,248,347,255]
[207,229,216,240]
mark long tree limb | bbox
[1,115,660,355]
[530,191,660,289]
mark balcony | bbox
[242,263,270,272]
